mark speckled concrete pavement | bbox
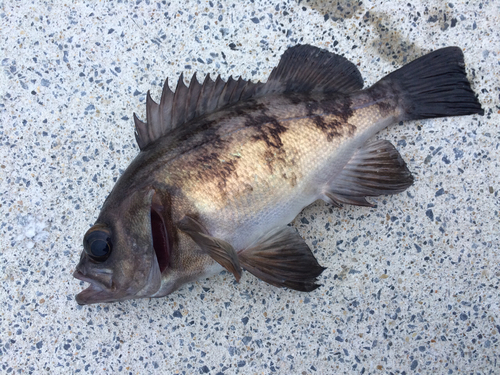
[1,1,499,374]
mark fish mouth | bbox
[73,255,162,305]
[151,204,170,273]
[73,269,114,305]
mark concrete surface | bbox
[1,0,499,374]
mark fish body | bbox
[74,45,483,304]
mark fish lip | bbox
[73,269,114,305]
[73,269,94,284]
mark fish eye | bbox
[83,225,112,262]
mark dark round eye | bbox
[83,224,112,262]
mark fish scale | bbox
[177,99,361,245]
[179,94,386,241]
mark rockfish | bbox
[74,45,483,305]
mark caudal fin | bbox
[378,47,484,120]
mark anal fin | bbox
[324,139,414,207]
[239,227,326,292]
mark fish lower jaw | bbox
[73,269,116,305]
[75,284,103,305]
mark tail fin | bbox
[378,47,483,120]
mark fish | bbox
[73,45,483,305]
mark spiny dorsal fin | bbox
[323,139,414,207]
[134,44,364,150]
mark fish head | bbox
[74,187,163,305]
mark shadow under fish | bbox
[73,45,483,305]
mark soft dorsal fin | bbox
[255,44,363,96]
[134,44,364,150]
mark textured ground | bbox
[1,0,499,374]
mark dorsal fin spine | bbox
[233,77,247,103]
[171,73,186,131]
[146,91,160,140]
[209,75,226,113]
[161,78,174,134]
[185,73,200,123]
[133,113,147,150]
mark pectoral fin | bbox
[239,227,326,292]
[177,216,242,281]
